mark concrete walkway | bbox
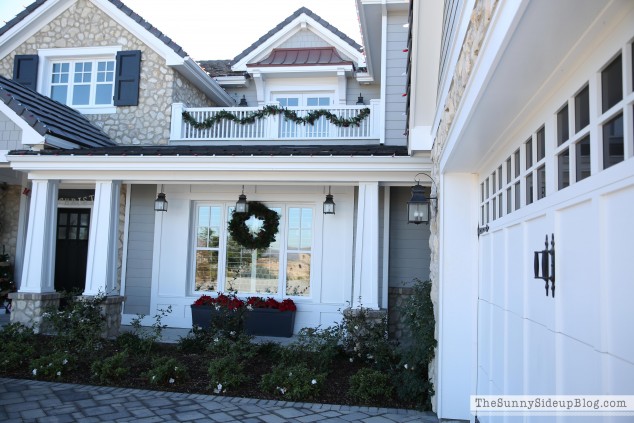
[0,377,438,423]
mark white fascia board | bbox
[174,59,235,106]
[355,71,374,84]
[408,125,434,154]
[247,64,354,77]
[214,75,250,88]
[0,0,76,59]
[0,102,46,146]
[438,0,528,173]
[93,0,184,66]
[8,155,431,183]
[233,14,365,71]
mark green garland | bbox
[183,105,370,129]
[228,201,280,250]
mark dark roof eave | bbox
[8,144,409,157]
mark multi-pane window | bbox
[193,203,313,298]
[480,42,633,225]
[575,85,590,133]
[285,208,312,296]
[226,207,282,295]
[601,54,624,170]
[195,206,222,292]
[50,59,115,107]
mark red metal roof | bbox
[247,47,354,68]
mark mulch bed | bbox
[0,334,415,409]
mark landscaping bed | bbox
[0,281,435,410]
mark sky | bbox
[0,0,362,60]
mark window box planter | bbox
[244,307,296,338]
[190,305,296,337]
[190,305,216,331]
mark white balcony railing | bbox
[170,100,381,142]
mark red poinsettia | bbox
[245,296,296,312]
[192,293,245,310]
[193,293,296,312]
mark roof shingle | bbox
[0,75,114,148]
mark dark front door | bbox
[55,208,90,293]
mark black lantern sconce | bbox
[356,93,365,105]
[154,185,168,212]
[238,95,248,107]
[323,186,335,215]
[534,234,556,297]
[407,173,437,224]
[236,185,249,214]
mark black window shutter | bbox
[13,54,39,90]
[114,50,141,106]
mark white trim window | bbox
[49,59,115,107]
[192,203,314,298]
[38,46,121,114]
[480,40,634,224]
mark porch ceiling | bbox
[441,0,611,172]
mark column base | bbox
[8,291,61,332]
[77,295,125,338]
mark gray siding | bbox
[388,187,430,287]
[384,12,409,146]
[439,0,463,93]
[346,79,380,105]
[0,112,22,150]
[123,184,156,315]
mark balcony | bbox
[170,100,381,143]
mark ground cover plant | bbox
[0,280,435,409]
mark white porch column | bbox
[352,182,380,309]
[84,180,121,296]
[19,179,58,293]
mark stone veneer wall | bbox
[0,0,215,146]
[0,185,22,262]
[387,286,414,342]
[428,0,499,412]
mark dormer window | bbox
[13,46,141,114]
[50,59,115,107]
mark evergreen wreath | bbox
[182,105,370,129]
[228,201,280,250]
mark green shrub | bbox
[207,354,247,394]
[206,332,256,360]
[42,293,106,353]
[177,325,216,353]
[395,279,436,409]
[281,326,342,372]
[124,306,172,355]
[260,363,325,401]
[0,323,37,370]
[91,350,130,384]
[30,351,74,380]
[348,368,393,404]
[144,357,189,386]
[340,305,399,370]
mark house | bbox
[0,0,430,341]
[406,0,634,421]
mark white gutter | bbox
[178,58,235,106]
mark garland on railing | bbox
[182,105,371,129]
